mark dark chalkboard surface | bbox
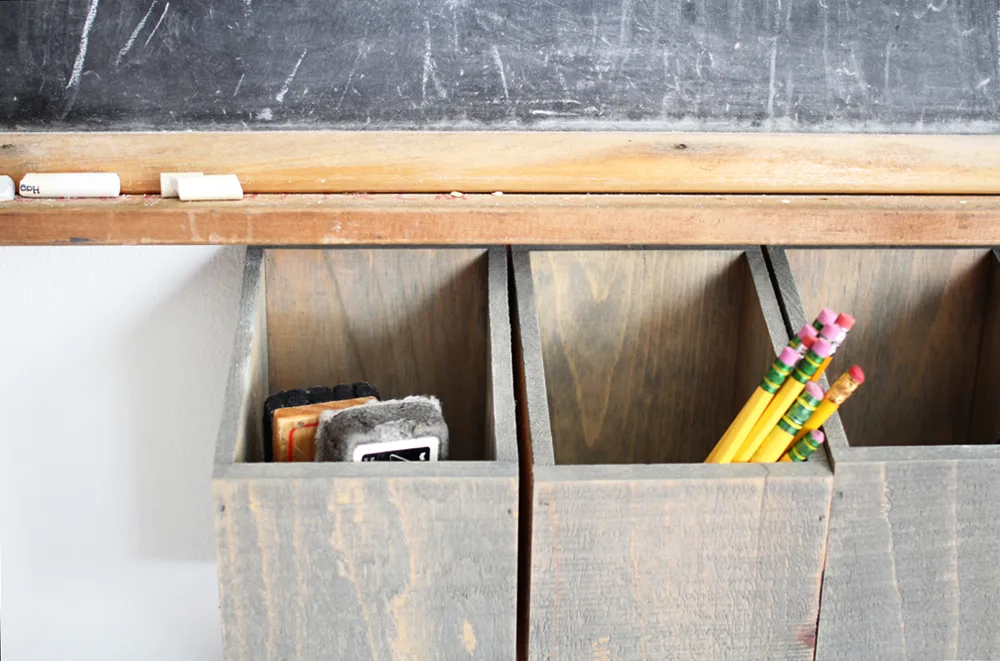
[1,0,998,131]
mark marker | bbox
[790,324,819,357]
[706,346,800,464]
[160,172,204,198]
[732,334,834,462]
[781,430,826,462]
[812,313,855,382]
[176,174,244,201]
[0,175,14,201]
[793,365,866,444]
[18,173,121,198]
[750,381,824,462]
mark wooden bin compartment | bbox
[512,247,834,661]
[769,247,1000,661]
[213,247,519,661]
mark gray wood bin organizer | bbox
[213,247,519,660]
[769,247,1000,661]
[512,247,834,661]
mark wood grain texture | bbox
[768,246,1000,661]
[816,460,1000,661]
[3,132,1000,194]
[512,248,833,660]
[5,194,1000,247]
[265,248,491,461]
[214,473,518,661]
[214,247,268,466]
[969,250,1000,446]
[214,247,519,660]
[530,467,832,661]
[784,248,994,447]
[530,249,759,465]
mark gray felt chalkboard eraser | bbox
[0,176,14,201]
[314,396,450,463]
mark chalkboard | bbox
[1,0,998,132]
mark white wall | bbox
[0,246,246,661]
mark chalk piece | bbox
[0,175,14,201]
[176,174,243,201]
[450,191,463,197]
[492,191,504,196]
[160,172,203,197]
[18,173,121,198]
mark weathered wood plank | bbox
[5,194,1000,247]
[264,248,490,461]
[784,248,993,447]
[969,250,1000,446]
[817,460,1000,661]
[214,247,519,660]
[528,249,747,465]
[512,246,833,660]
[768,246,1000,661]
[530,470,831,661]
[214,474,518,661]
[3,132,1000,194]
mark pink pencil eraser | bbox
[778,347,800,367]
[848,365,866,384]
[798,324,819,341]
[809,430,826,445]
[817,308,837,326]
[812,338,833,358]
[835,313,856,331]
[804,381,825,400]
[820,323,841,341]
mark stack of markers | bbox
[706,308,866,464]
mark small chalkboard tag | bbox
[352,437,440,463]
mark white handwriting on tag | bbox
[352,437,440,463]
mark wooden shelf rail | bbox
[1,194,998,246]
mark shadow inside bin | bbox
[798,250,992,448]
[264,248,492,462]
[124,247,245,562]
[532,249,747,466]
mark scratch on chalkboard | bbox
[620,0,635,48]
[234,73,245,96]
[766,37,778,120]
[914,0,949,19]
[145,3,170,48]
[422,23,447,105]
[491,45,509,103]
[116,1,157,67]
[66,0,101,91]
[337,42,368,110]
[276,50,308,103]
[883,41,894,96]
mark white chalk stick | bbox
[18,173,121,198]
[0,175,14,201]
[160,172,204,198]
[176,174,243,201]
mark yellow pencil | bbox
[812,313,855,383]
[732,333,834,462]
[751,381,824,462]
[706,346,800,463]
[780,430,826,462]
[793,365,866,444]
